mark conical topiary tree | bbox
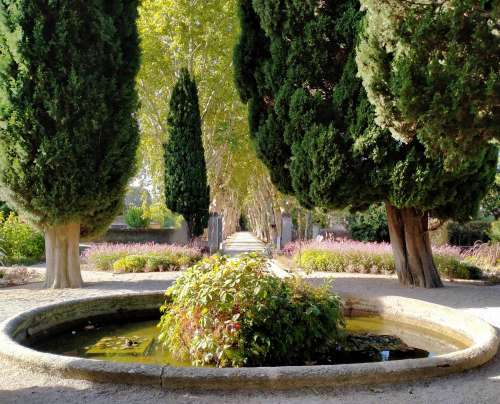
[234,0,497,288]
[0,1,141,288]
[164,68,210,238]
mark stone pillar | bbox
[312,224,321,239]
[208,213,222,254]
[176,220,190,245]
[218,215,223,249]
[279,214,293,250]
[270,224,278,248]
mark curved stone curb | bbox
[0,292,497,391]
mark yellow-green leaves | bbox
[158,253,344,367]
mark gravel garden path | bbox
[222,231,269,256]
[0,235,499,404]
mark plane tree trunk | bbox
[385,203,443,288]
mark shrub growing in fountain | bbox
[158,253,344,367]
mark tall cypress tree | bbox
[357,0,499,168]
[234,0,497,288]
[164,68,210,238]
[0,1,140,288]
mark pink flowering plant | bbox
[82,242,203,273]
[285,239,481,279]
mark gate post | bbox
[278,214,293,250]
[312,223,321,239]
[208,213,222,254]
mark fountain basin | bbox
[0,292,497,390]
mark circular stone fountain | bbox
[0,292,497,390]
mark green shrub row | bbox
[83,243,203,273]
[158,254,344,367]
[112,253,197,273]
[295,249,482,280]
[297,249,394,274]
[0,213,44,265]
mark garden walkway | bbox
[222,231,268,256]
[0,265,499,403]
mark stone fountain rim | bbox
[0,291,497,391]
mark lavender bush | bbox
[82,243,203,273]
[285,240,481,279]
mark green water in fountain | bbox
[32,316,469,367]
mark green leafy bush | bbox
[447,221,491,246]
[158,254,344,367]
[488,220,500,242]
[0,201,13,217]
[433,255,482,280]
[124,206,150,229]
[0,213,44,264]
[347,204,389,242]
[142,202,183,229]
[112,255,147,272]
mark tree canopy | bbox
[0,0,140,238]
[0,0,140,287]
[357,0,499,167]
[136,0,300,237]
[234,0,497,287]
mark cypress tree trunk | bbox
[385,203,443,288]
[45,223,83,289]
